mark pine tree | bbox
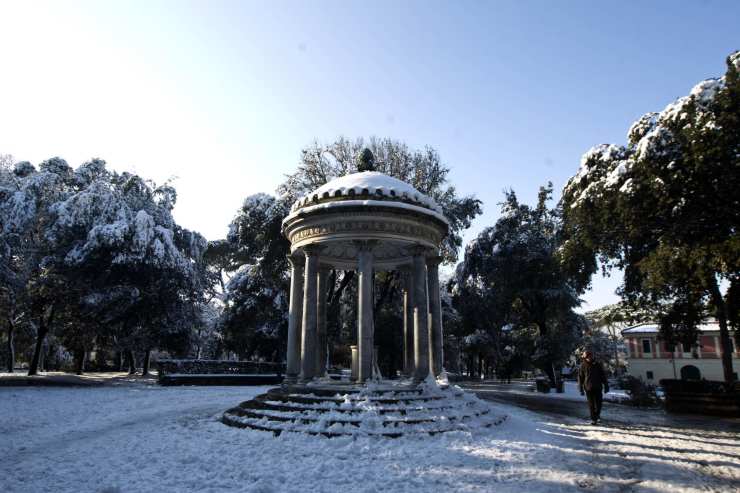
[453,184,584,384]
[560,51,740,383]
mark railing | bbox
[156,359,285,386]
[157,359,284,376]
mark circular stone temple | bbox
[281,170,449,385]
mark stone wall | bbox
[157,359,285,376]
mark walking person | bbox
[578,350,609,425]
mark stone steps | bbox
[282,384,425,397]
[259,392,444,406]
[222,384,507,437]
[252,399,461,415]
[229,406,476,426]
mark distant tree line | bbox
[3,49,737,383]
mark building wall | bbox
[627,358,730,382]
[624,332,739,383]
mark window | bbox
[646,371,654,380]
[682,342,692,353]
[642,339,652,353]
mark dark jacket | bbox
[578,360,609,394]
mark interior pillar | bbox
[299,245,321,382]
[356,241,375,383]
[412,247,430,382]
[427,255,443,376]
[285,253,304,383]
[316,265,330,377]
[402,267,415,377]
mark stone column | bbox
[402,267,415,377]
[285,253,304,383]
[356,241,376,383]
[299,245,321,382]
[412,247,430,382]
[427,255,443,377]
[316,266,330,377]
[350,345,359,381]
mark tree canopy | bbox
[0,157,208,374]
[452,184,585,383]
[560,51,740,382]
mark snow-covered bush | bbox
[0,156,210,374]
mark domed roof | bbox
[290,171,444,215]
[282,171,450,261]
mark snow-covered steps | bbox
[221,383,507,437]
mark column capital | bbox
[302,244,324,257]
[409,245,431,257]
[286,252,305,268]
[426,255,443,268]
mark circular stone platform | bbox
[221,381,507,437]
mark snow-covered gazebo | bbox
[281,165,449,385]
[222,154,504,436]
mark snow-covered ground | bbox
[527,380,631,403]
[2,384,739,493]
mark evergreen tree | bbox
[217,193,290,360]
[0,157,207,374]
[560,51,740,382]
[453,184,584,384]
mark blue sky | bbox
[1,0,738,309]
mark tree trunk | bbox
[6,322,14,373]
[117,351,124,372]
[327,270,355,308]
[28,305,55,376]
[74,348,86,375]
[127,350,137,375]
[142,349,151,376]
[708,276,735,383]
[543,365,556,386]
[28,325,48,376]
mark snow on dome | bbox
[291,171,443,214]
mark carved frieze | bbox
[288,217,443,245]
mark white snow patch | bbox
[1,385,738,492]
[292,171,442,212]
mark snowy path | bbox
[463,381,740,432]
[1,385,739,492]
